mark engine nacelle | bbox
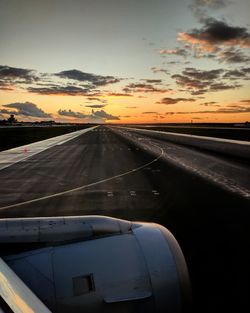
[1,216,190,313]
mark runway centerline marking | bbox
[0,144,164,211]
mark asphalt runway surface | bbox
[0,125,249,313]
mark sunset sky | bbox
[0,0,250,123]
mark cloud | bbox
[55,69,120,86]
[0,83,15,91]
[0,65,35,81]
[90,109,119,120]
[183,67,224,80]
[142,79,163,83]
[126,106,137,109]
[178,19,250,53]
[199,101,220,106]
[240,99,250,104]
[142,111,158,114]
[1,102,51,117]
[203,106,250,113]
[242,67,250,74]
[0,65,38,90]
[171,67,242,95]
[57,108,119,121]
[123,83,171,93]
[85,104,106,108]
[157,97,196,105]
[190,1,229,22]
[223,69,249,79]
[58,109,87,118]
[151,67,169,74]
[27,85,92,96]
[165,105,250,115]
[193,0,228,9]
[217,48,250,63]
[209,82,242,91]
[172,74,207,92]
[159,48,189,57]
[58,109,88,118]
[0,65,124,97]
[87,97,107,103]
[107,92,133,97]
[0,108,17,115]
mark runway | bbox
[0,125,249,313]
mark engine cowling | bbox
[1,216,191,313]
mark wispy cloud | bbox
[190,0,229,22]
[142,79,163,83]
[157,97,196,105]
[165,104,250,115]
[159,48,189,57]
[84,104,106,108]
[151,67,169,74]
[123,83,171,94]
[199,101,220,106]
[193,0,228,9]
[240,99,250,104]
[87,97,107,103]
[107,92,133,97]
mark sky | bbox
[0,0,250,123]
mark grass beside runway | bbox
[129,125,250,141]
[0,124,96,151]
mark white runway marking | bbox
[152,190,160,196]
[129,191,137,196]
[0,145,164,211]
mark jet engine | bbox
[0,216,190,313]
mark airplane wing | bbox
[0,257,51,313]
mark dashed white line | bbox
[152,190,160,196]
